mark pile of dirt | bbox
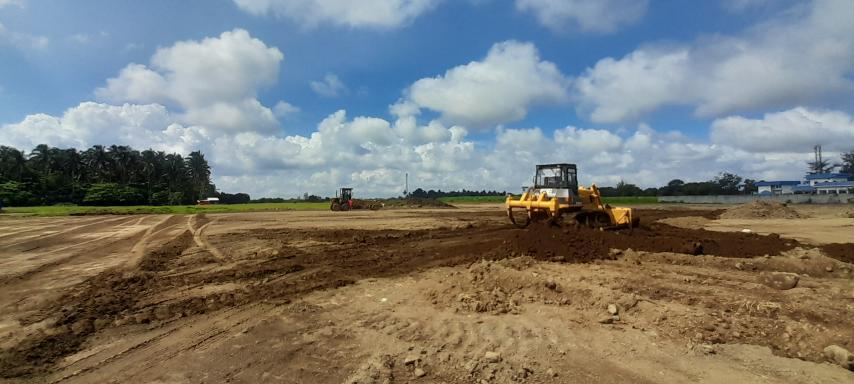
[720,201,803,220]
[381,197,454,209]
[504,221,797,261]
[350,199,383,210]
[425,257,573,316]
[821,243,854,264]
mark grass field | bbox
[439,195,659,205]
[1,196,660,216]
[0,202,330,217]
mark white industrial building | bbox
[756,173,853,195]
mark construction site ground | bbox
[0,203,852,383]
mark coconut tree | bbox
[186,151,211,201]
[84,145,111,183]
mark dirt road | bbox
[0,205,852,383]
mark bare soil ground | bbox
[0,204,852,383]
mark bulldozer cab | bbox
[339,188,353,201]
[534,163,578,191]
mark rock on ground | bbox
[759,272,799,290]
[823,345,853,370]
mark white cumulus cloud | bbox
[96,29,284,135]
[573,0,854,123]
[516,0,648,34]
[397,40,570,128]
[711,107,854,153]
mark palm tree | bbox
[186,151,211,201]
[0,146,27,181]
[141,149,165,204]
[84,145,110,183]
[61,148,84,199]
[164,153,188,204]
[28,144,52,176]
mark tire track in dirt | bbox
[0,217,107,242]
[0,229,146,286]
[188,214,226,261]
[0,216,172,286]
[0,216,138,250]
[126,214,186,268]
[52,304,269,383]
[0,231,197,378]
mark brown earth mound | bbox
[821,243,854,264]
[382,197,454,209]
[505,221,797,261]
[720,200,802,220]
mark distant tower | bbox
[404,172,409,196]
[814,145,822,171]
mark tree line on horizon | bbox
[3,144,852,207]
[0,144,221,206]
[601,149,854,197]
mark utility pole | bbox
[404,172,409,197]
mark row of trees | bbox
[601,149,854,197]
[408,189,507,199]
[599,172,755,197]
[0,144,217,206]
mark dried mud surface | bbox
[0,207,852,383]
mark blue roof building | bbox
[754,173,852,195]
[804,173,853,180]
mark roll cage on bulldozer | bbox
[330,187,353,211]
[505,163,638,229]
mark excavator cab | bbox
[533,164,579,197]
[339,188,353,202]
[331,187,353,211]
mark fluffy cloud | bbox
[0,102,199,153]
[232,0,439,28]
[516,0,648,34]
[397,41,570,128]
[310,73,347,97]
[711,107,854,153]
[96,29,283,134]
[574,0,854,123]
[1,101,842,197]
[485,123,808,189]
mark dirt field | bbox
[1,204,853,383]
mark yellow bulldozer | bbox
[505,163,639,229]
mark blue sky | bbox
[1,0,853,197]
